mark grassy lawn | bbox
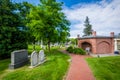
[0,48,70,80]
[86,56,120,80]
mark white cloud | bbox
[63,0,120,38]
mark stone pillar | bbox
[77,34,80,47]
[111,37,114,54]
[92,31,96,37]
[110,32,114,37]
[114,39,117,51]
[77,34,80,39]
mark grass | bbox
[28,45,42,55]
[0,59,10,75]
[86,56,120,80]
[0,47,70,80]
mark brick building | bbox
[77,31,114,54]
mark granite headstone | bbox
[9,49,29,69]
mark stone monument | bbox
[9,49,29,69]
[38,50,45,64]
[31,51,38,67]
[30,50,46,68]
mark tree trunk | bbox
[48,40,50,52]
[33,40,36,50]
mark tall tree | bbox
[0,0,32,59]
[83,16,92,36]
[15,2,33,26]
[0,0,19,59]
[27,0,70,51]
[15,2,34,44]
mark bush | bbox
[0,30,28,59]
[66,46,86,55]
[66,46,74,53]
[73,48,86,55]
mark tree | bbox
[0,0,32,59]
[15,2,35,44]
[0,0,19,59]
[83,16,92,36]
[70,38,77,46]
[27,0,70,51]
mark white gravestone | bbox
[39,50,45,64]
[31,51,38,67]
[30,50,46,68]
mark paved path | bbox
[61,51,95,80]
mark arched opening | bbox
[97,41,110,54]
[81,42,92,52]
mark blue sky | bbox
[12,0,104,6]
[58,0,102,7]
[12,0,120,38]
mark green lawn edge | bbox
[86,56,120,80]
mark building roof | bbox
[79,35,113,39]
[114,35,120,39]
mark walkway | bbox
[61,51,95,80]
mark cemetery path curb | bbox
[61,50,95,80]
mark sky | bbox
[12,0,120,38]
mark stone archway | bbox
[81,42,92,52]
[97,41,110,54]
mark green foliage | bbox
[73,48,86,55]
[86,56,120,80]
[27,0,70,51]
[66,46,86,55]
[71,38,77,45]
[11,31,28,49]
[66,46,74,53]
[83,16,92,36]
[0,49,70,80]
[28,45,42,55]
[67,38,77,46]
[0,0,31,59]
[15,2,33,25]
[15,2,34,44]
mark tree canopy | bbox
[0,0,32,59]
[83,16,92,36]
[27,0,70,51]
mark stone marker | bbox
[30,50,46,68]
[31,51,38,67]
[39,50,45,63]
[9,49,29,69]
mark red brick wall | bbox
[78,38,114,54]
[96,38,113,54]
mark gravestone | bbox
[31,51,38,67]
[9,49,29,69]
[38,50,45,63]
[30,50,46,68]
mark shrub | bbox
[66,46,74,53]
[66,46,86,55]
[0,30,28,59]
[73,48,86,55]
